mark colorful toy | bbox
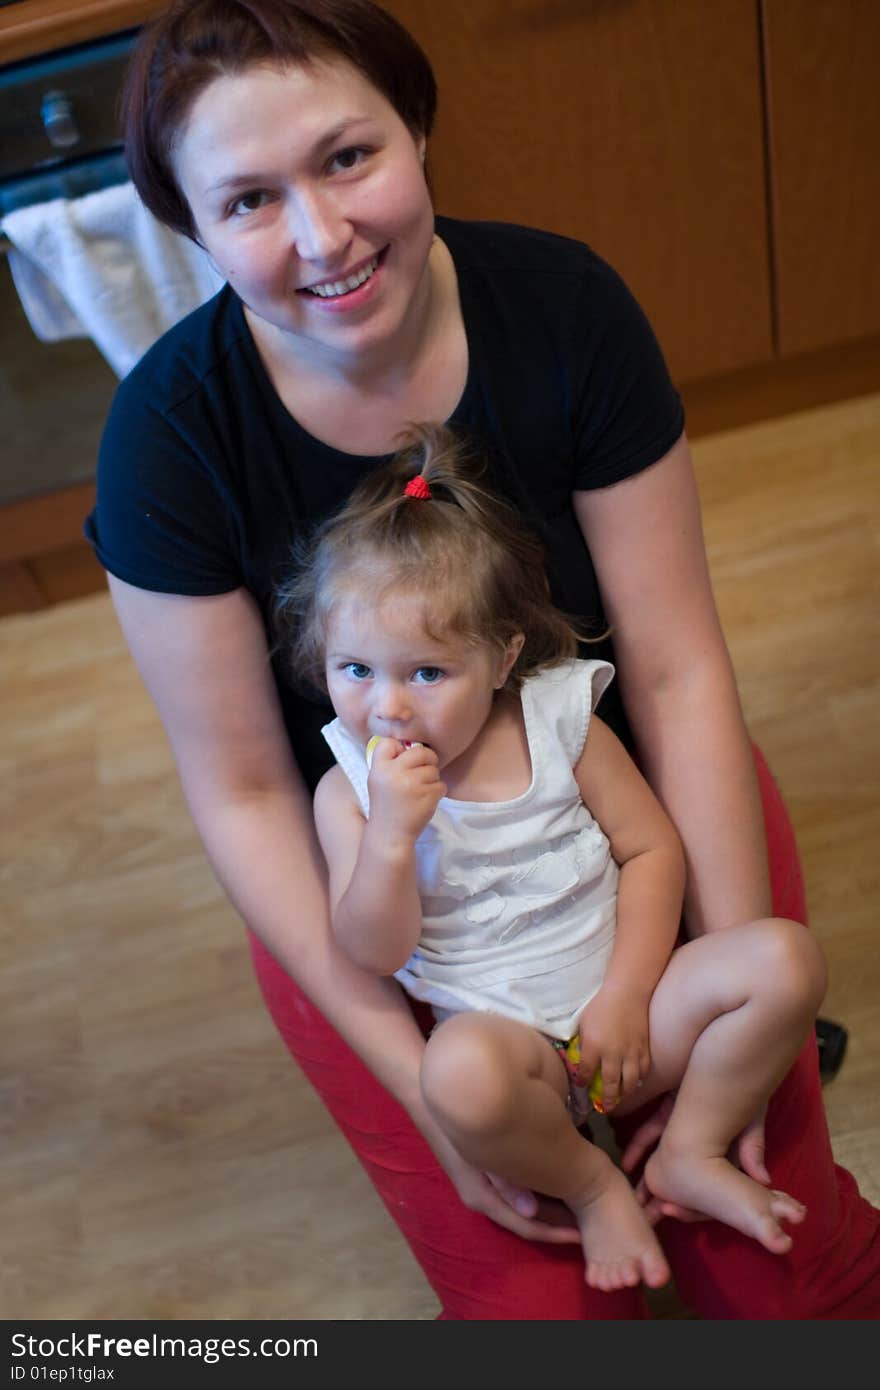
[558,1036,606,1113]
[365,735,421,769]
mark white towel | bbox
[1,182,224,378]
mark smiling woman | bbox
[83,0,880,1321]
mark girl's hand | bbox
[367,738,445,844]
[576,983,652,1112]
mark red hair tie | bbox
[404,475,432,500]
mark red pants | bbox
[250,748,879,1318]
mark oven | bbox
[0,28,139,515]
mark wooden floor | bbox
[2,392,878,1319]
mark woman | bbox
[86,0,879,1318]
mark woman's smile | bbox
[296,245,389,312]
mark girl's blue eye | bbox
[345,663,372,680]
[414,667,443,684]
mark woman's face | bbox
[172,59,435,368]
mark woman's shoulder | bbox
[112,283,247,422]
[436,214,614,283]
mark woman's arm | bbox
[108,577,430,1105]
[108,576,578,1244]
[573,432,772,938]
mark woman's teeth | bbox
[306,255,379,298]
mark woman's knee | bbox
[420,1014,519,1135]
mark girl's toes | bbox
[642,1248,671,1288]
[759,1218,794,1254]
[771,1192,807,1225]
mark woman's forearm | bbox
[185,780,428,1113]
[573,436,773,937]
[624,661,772,936]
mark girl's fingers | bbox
[621,1054,642,1097]
[600,1056,623,1110]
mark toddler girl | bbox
[276,425,827,1291]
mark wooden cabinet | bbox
[761,0,880,356]
[385,0,774,384]
[387,0,880,378]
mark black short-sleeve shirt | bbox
[86,217,684,791]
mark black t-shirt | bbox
[85,217,684,792]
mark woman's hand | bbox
[622,1093,771,1223]
[418,1110,581,1244]
[576,983,652,1112]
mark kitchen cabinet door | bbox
[762,0,880,356]
[385,0,773,382]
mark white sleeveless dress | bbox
[322,659,619,1041]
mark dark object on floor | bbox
[816,1017,848,1080]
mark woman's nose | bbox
[287,189,350,265]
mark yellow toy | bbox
[559,1036,606,1113]
[365,734,421,769]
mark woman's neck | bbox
[245,237,467,457]
[248,236,455,395]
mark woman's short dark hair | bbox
[123,0,437,240]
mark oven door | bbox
[0,31,137,507]
[1,243,117,505]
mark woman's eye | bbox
[344,663,372,680]
[229,190,270,217]
[414,667,443,684]
[328,146,368,174]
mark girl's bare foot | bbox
[645,1147,806,1254]
[568,1153,671,1291]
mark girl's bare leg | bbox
[420,1012,670,1291]
[614,918,827,1253]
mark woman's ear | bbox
[495,633,525,688]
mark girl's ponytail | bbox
[275,423,598,694]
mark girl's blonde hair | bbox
[275,424,593,693]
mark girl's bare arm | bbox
[313,766,424,975]
[575,715,686,1003]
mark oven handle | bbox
[0,148,130,253]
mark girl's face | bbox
[173,59,435,369]
[325,596,522,773]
